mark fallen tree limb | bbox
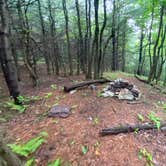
[99,122,166,136]
[135,75,166,95]
[135,75,150,84]
[64,79,111,92]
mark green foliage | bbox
[148,112,161,130]
[25,158,36,166]
[47,159,61,166]
[45,92,53,99]
[8,132,48,157]
[137,113,144,122]
[93,117,100,125]
[6,101,27,113]
[51,84,57,90]
[81,145,88,155]
[138,148,154,166]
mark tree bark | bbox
[37,0,51,75]
[0,0,20,103]
[137,28,144,75]
[93,0,100,79]
[62,0,73,75]
[64,79,110,92]
[100,122,166,136]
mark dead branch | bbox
[100,122,166,136]
[64,79,111,92]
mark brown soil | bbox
[0,67,166,166]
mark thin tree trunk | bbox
[75,0,84,73]
[148,6,164,82]
[37,0,51,75]
[137,28,144,75]
[93,0,99,79]
[62,0,73,75]
[98,0,107,77]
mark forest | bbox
[0,0,166,165]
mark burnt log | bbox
[64,79,111,92]
[100,122,166,136]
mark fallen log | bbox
[134,75,150,84]
[135,75,166,95]
[100,122,166,136]
[64,79,111,92]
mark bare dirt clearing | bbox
[0,70,166,166]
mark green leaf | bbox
[25,158,35,166]
[137,114,144,122]
[51,84,57,90]
[81,145,88,155]
[148,112,161,130]
[6,102,27,113]
[8,132,48,157]
[47,159,61,166]
[45,92,53,99]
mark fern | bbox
[6,102,27,113]
[25,158,36,166]
[47,159,61,166]
[148,112,161,130]
[8,132,48,157]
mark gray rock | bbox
[161,126,166,132]
[101,91,115,97]
[48,105,71,118]
[118,88,134,100]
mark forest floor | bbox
[0,66,166,166]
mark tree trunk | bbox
[0,0,20,103]
[148,6,164,83]
[93,0,100,79]
[137,28,144,75]
[75,0,85,73]
[62,0,73,75]
[98,0,107,77]
[37,0,51,75]
[48,0,59,75]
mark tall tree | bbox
[93,0,99,79]
[0,0,20,103]
[62,0,73,75]
[37,0,51,75]
[75,0,84,73]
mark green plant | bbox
[47,159,61,166]
[148,112,161,130]
[81,145,88,155]
[45,92,53,99]
[51,84,57,90]
[6,101,27,113]
[25,157,36,166]
[138,148,154,166]
[70,139,76,146]
[0,117,7,122]
[8,132,48,157]
[137,114,144,122]
[93,117,99,125]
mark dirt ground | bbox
[0,67,166,166]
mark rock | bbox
[70,90,77,94]
[118,88,134,100]
[89,84,97,91]
[113,79,129,88]
[48,105,71,118]
[161,126,166,132]
[101,91,115,97]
